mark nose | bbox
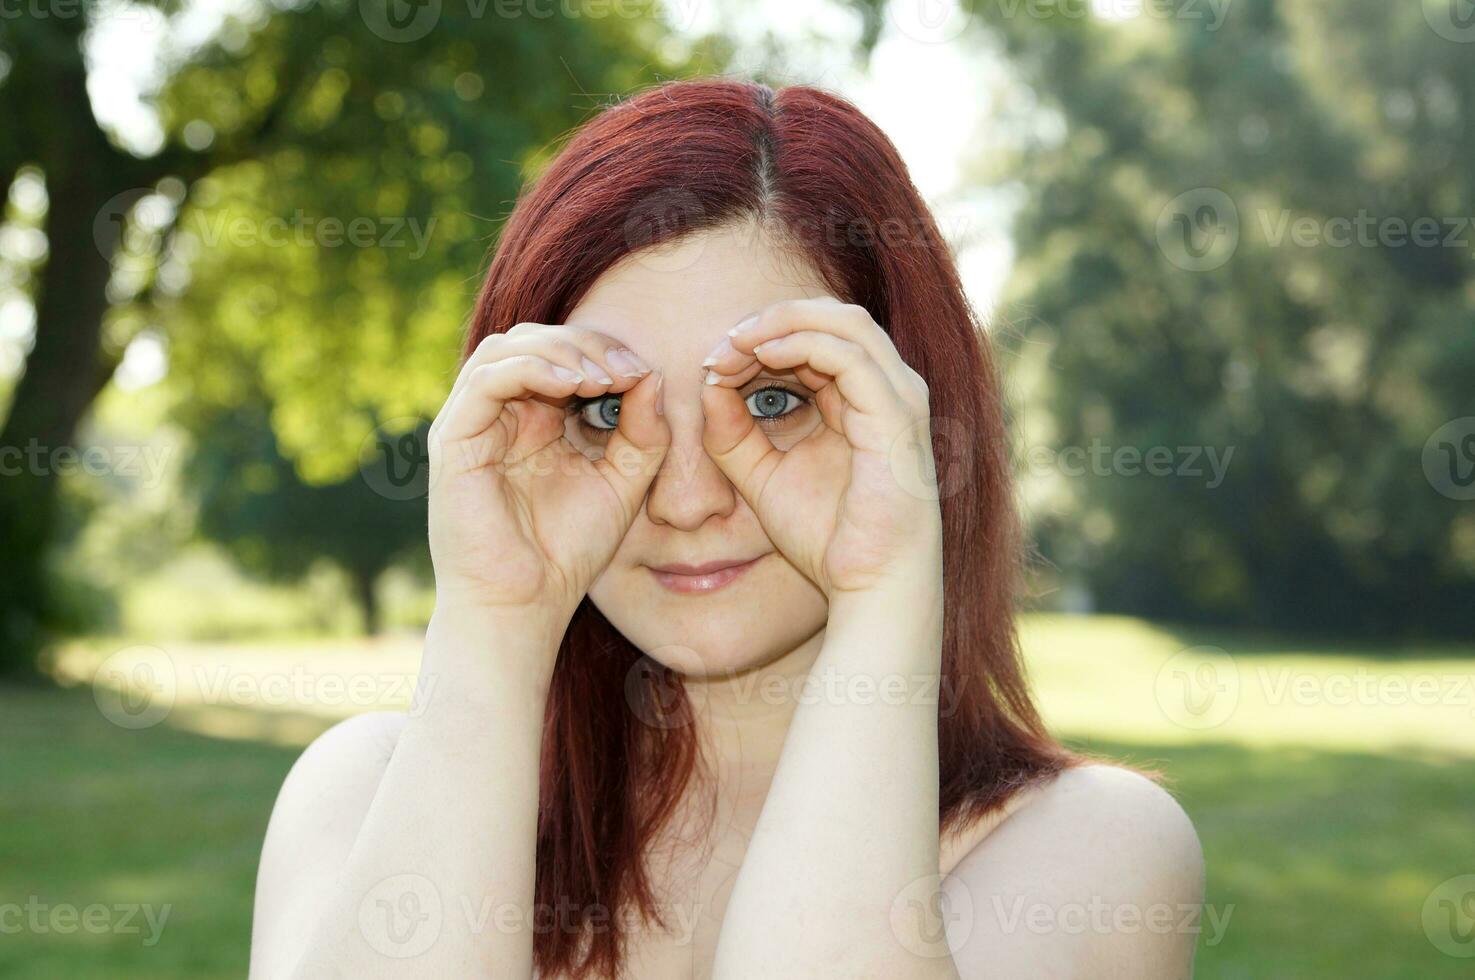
[643,403,738,531]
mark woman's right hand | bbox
[426,323,668,628]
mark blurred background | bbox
[2,0,1473,976]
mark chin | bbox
[589,560,828,679]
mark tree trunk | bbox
[0,43,128,678]
[352,569,381,637]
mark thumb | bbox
[700,379,782,512]
[594,370,670,524]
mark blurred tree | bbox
[966,0,1475,635]
[0,0,710,675]
[184,399,427,634]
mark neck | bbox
[642,629,829,890]
[679,626,827,802]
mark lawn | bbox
[3,615,1471,978]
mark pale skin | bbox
[249,220,1205,980]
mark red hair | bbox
[465,78,1079,979]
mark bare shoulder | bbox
[285,710,407,782]
[264,710,408,840]
[1012,764,1202,861]
[249,712,409,979]
[945,764,1205,979]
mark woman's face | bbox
[565,219,831,679]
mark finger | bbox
[436,355,584,445]
[704,298,914,396]
[593,371,671,525]
[452,325,652,406]
[505,323,653,394]
[701,354,831,401]
[699,380,785,510]
[722,330,907,428]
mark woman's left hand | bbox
[700,297,944,598]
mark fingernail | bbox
[580,355,613,384]
[553,365,583,382]
[606,348,649,377]
[704,370,723,385]
[728,314,759,338]
[654,371,665,415]
[701,336,735,367]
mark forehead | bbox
[564,221,830,360]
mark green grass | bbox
[0,685,301,979]
[1081,739,1473,979]
[3,616,1472,978]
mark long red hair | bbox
[465,78,1079,979]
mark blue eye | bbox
[576,395,621,430]
[572,386,808,436]
[746,386,802,421]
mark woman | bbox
[249,79,1204,980]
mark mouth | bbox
[645,554,768,595]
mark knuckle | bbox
[425,428,448,464]
[583,327,623,346]
[763,297,812,328]
[838,303,875,330]
[468,361,503,386]
[904,364,929,393]
[557,323,608,345]
[755,305,786,333]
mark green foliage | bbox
[148,3,716,630]
[982,0,1475,635]
[117,548,369,641]
[159,0,710,480]
[182,399,428,632]
[0,0,713,671]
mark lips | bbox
[646,555,766,594]
[649,557,757,576]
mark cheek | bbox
[760,403,824,452]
